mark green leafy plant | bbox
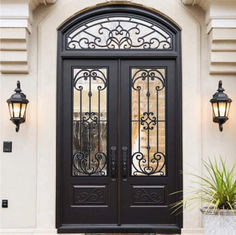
[171,158,236,214]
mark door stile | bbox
[117,58,121,226]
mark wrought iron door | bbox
[59,60,118,226]
[120,60,179,228]
[57,58,181,233]
[57,5,182,234]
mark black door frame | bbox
[56,4,182,234]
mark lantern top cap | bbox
[210,80,232,103]
[7,81,29,104]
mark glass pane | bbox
[73,68,108,176]
[20,103,26,118]
[212,102,218,118]
[131,68,166,176]
[67,16,172,50]
[8,103,13,118]
[218,102,226,117]
[226,102,231,117]
[13,102,21,118]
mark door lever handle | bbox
[110,146,117,179]
[122,146,128,178]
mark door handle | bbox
[122,146,128,178]
[110,146,117,179]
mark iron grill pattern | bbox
[66,16,172,50]
[73,68,108,176]
[131,68,166,176]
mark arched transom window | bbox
[65,14,174,50]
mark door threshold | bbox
[58,224,181,234]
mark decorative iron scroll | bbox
[73,186,106,205]
[131,68,166,176]
[73,68,108,176]
[66,16,172,50]
[132,187,165,204]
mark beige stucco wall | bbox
[0,0,235,235]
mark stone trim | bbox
[182,0,236,75]
[30,0,57,11]
[209,28,236,74]
[0,0,57,74]
[0,28,29,74]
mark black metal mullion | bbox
[88,75,92,170]
[79,89,82,153]
[147,74,150,170]
[98,89,101,152]
[138,89,140,152]
[156,90,159,153]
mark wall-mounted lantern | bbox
[7,81,29,132]
[210,80,232,132]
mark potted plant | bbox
[172,158,236,235]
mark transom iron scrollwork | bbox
[131,68,166,176]
[73,68,108,176]
[66,16,172,50]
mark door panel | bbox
[120,60,178,225]
[61,60,118,224]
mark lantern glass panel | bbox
[226,102,231,118]
[8,103,13,118]
[218,102,227,117]
[212,102,218,118]
[13,102,21,118]
[20,103,27,118]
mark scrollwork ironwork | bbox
[140,112,157,130]
[133,188,164,204]
[73,187,106,204]
[73,68,108,176]
[73,151,107,176]
[131,68,166,176]
[66,16,172,50]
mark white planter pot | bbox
[201,208,236,235]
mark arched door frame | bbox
[57,4,181,58]
[56,4,182,233]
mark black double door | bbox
[58,59,182,233]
